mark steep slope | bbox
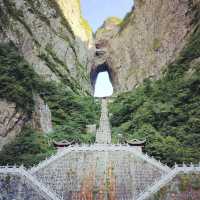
[0,43,53,150]
[0,0,93,88]
[109,15,200,166]
[93,0,200,166]
[0,0,100,159]
[94,0,199,92]
[91,17,121,91]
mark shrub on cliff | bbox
[109,25,200,166]
[0,126,53,167]
[41,83,99,144]
[0,42,44,115]
[0,43,100,166]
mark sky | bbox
[94,72,113,97]
[81,0,133,97]
[81,0,133,32]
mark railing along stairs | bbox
[0,166,60,200]
[137,163,200,200]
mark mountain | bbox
[0,0,99,162]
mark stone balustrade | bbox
[137,164,200,200]
[29,144,171,174]
[0,166,59,200]
[1,152,200,200]
[28,144,170,199]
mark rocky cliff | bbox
[94,0,200,92]
[0,0,93,88]
[0,0,199,153]
[91,17,121,91]
[108,0,200,166]
[0,0,94,149]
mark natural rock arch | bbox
[90,62,114,93]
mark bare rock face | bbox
[0,0,94,148]
[0,0,94,92]
[95,17,122,41]
[92,17,121,91]
[32,95,53,134]
[96,0,199,92]
[94,17,121,66]
[0,95,52,149]
[0,100,27,150]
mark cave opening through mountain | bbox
[90,63,113,97]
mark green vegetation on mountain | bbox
[42,83,100,144]
[95,16,122,36]
[0,42,100,167]
[105,17,122,25]
[0,126,53,167]
[0,42,44,115]
[109,25,200,166]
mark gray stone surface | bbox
[86,124,96,135]
[94,0,199,92]
[0,0,95,147]
[0,169,48,200]
[96,98,111,144]
[0,0,94,91]
[0,100,26,150]
[32,95,53,134]
[31,145,170,200]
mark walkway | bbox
[1,147,199,200]
[95,98,111,144]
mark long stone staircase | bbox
[95,98,111,144]
[1,97,200,199]
[1,151,200,200]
